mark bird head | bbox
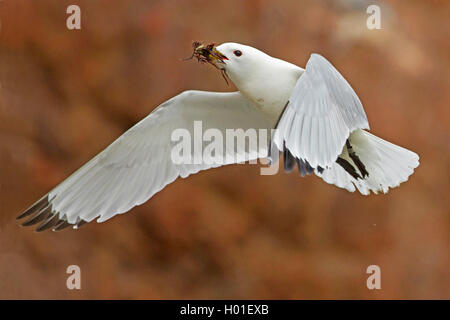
[187,41,269,87]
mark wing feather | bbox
[273,54,369,168]
[19,91,272,230]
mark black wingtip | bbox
[21,205,52,227]
[53,220,72,232]
[35,214,60,232]
[18,196,78,233]
[17,196,49,220]
[74,218,88,229]
[296,158,315,177]
[283,148,296,173]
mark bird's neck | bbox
[231,58,304,125]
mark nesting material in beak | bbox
[184,41,230,85]
[185,41,227,64]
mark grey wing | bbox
[272,54,369,169]
[18,91,272,231]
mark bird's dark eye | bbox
[233,50,242,57]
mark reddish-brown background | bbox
[0,0,448,299]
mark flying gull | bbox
[17,42,420,232]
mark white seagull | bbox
[17,42,419,232]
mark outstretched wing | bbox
[272,54,369,169]
[18,91,272,231]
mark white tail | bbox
[316,129,420,195]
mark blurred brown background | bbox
[0,0,448,299]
